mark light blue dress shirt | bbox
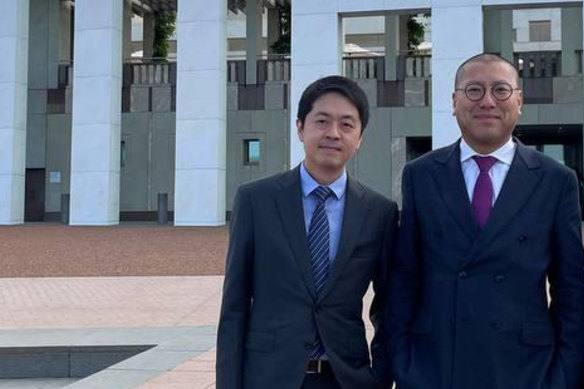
[300,163,346,263]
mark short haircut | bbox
[297,75,370,134]
[454,53,520,88]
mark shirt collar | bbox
[300,162,347,200]
[460,137,516,166]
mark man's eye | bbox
[467,87,482,93]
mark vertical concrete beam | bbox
[385,14,399,81]
[246,0,262,84]
[143,12,155,59]
[267,7,280,56]
[500,10,514,62]
[123,0,133,60]
[70,0,123,225]
[290,1,342,168]
[561,6,583,76]
[0,0,29,224]
[432,4,483,149]
[47,0,60,89]
[174,0,227,226]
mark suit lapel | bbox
[318,176,369,302]
[430,141,481,242]
[466,141,544,266]
[274,166,316,300]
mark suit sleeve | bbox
[370,200,399,388]
[216,187,254,389]
[547,169,584,388]
[389,164,423,379]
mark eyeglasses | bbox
[455,82,521,102]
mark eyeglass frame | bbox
[454,82,522,102]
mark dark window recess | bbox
[244,139,261,165]
[121,140,127,168]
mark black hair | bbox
[454,53,520,88]
[297,75,370,134]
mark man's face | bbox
[453,61,523,152]
[297,92,362,177]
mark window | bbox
[244,139,261,165]
[529,20,551,42]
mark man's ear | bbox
[296,119,304,142]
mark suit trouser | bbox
[301,372,342,389]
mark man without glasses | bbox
[390,53,584,389]
[217,75,398,389]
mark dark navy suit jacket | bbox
[216,166,398,389]
[390,139,584,389]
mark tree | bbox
[153,12,176,60]
[270,4,291,55]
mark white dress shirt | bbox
[460,137,516,205]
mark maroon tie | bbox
[472,156,497,228]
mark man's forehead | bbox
[459,61,516,83]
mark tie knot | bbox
[473,156,497,173]
[312,186,334,204]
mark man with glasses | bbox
[390,53,584,389]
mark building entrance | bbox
[515,124,584,218]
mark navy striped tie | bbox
[308,186,333,359]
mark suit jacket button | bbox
[458,271,468,279]
[314,306,321,314]
[518,235,527,242]
[304,342,313,351]
[491,321,502,330]
[495,274,505,283]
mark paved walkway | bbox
[0,224,375,388]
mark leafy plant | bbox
[407,16,426,51]
[270,4,291,55]
[153,12,176,59]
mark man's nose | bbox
[326,122,341,138]
[478,90,497,107]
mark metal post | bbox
[157,193,168,224]
[60,194,70,224]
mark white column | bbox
[0,0,29,225]
[70,0,123,225]
[431,4,483,149]
[246,0,262,84]
[290,1,342,168]
[174,0,227,226]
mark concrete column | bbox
[143,12,155,59]
[58,0,72,62]
[290,2,342,168]
[0,0,29,225]
[267,7,280,56]
[500,10,513,62]
[483,9,513,61]
[246,0,262,84]
[47,0,60,89]
[384,14,399,81]
[561,6,583,76]
[123,0,132,60]
[70,0,123,225]
[432,5,483,149]
[174,0,227,226]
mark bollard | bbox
[157,193,168,225]
[60,194,70,224]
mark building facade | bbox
[1,0,583,226]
